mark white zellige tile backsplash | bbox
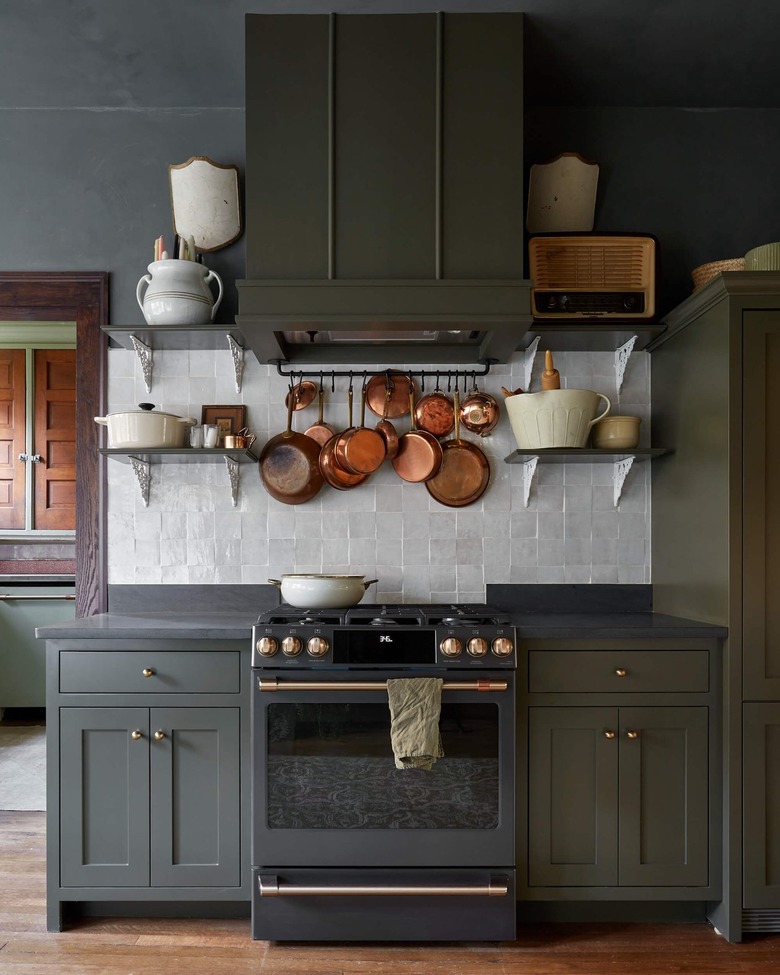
[106,347,651,600]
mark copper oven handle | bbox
[258,875,508,897]
[256,678,508,692]
[0,593,76,601]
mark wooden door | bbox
[150,707,241,888]
[0,349,26,530]
[33,349,76,531]
[60,708,150,887]
[743,311,780,698]
[528,707,619,887]
[618,706,709,886]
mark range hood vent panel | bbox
[242,12,530,364]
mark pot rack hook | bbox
[420,370,426,393]
[348,371,354,394]
[331,371,336,393]
[384,368,395,392]
[362,369,368,391]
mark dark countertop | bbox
[36,609,727,641]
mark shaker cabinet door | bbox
[60,708,150,887]
[528,707,619,887]
[150,707,241,888]
[618,706,709,886]
[743,703,780,908]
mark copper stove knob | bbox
[307,636,330,658]
[491,636,514,658]
[467,637,488,658]
[440,636,463,657]
[281,635,303,657]
[256,636,278,657]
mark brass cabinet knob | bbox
[142,668,155,678]
[615,668,627,677]
[153,730,166,741]
[131,730,142,740]
[603,730,616,740]
[626,730,639,740]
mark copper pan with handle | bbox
[259,386,325,505]
[414,372,455,439]
[366,370,414,419]
[319,385,369,491]
[375,379,399,460]
[304,377,336,447]
[335,376,386,475]
[391,379,443,483]
[425,388,491,507]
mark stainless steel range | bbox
[251,603,517,942]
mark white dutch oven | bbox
[95,403,196,448]
[269,574,378,609]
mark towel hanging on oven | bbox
[386,677,445,771]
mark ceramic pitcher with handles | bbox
[136,259,224,325]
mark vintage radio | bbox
[529,233,657,320]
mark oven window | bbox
[266,702,499,829]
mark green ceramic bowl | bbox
[744,242,780,270]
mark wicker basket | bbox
[691,258,745,290]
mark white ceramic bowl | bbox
[591,415,641,450]
[269,574,378,609]
[505,388,611,449]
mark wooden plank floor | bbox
[3,811,780,974]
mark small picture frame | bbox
[201,404,246,445]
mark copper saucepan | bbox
[414,373,455,439]
[259,386,324,505]
[319,387,369,491]
[375,382,399,460]
[304,381,335,447]
[426,388,491,507]
[391,380,443,483]
[334,378,386,474]
[459,373,500,438]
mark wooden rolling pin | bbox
[541,350,561,390]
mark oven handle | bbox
[256,678,508,692]
[258,875,509,897]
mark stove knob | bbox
[492,636,514,658]
[256,636,278,657]
[440,636,463,657]
[307,636,330,658]
[281,635,303,657]
[467,637,489,658]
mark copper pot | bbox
[414,376,455,439]
[459,377,500,438]
[334,382,386,475]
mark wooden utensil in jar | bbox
[425,388,490,507]
[391,380,443,483]
[259,386,325,504]
[541,350,561,390]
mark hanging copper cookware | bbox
[334,378,386,475]
[259,386,325,505]
[459,372,500,438]
[304,379,335,447]
[414,373,455,439]
[319,384,370,491]
[285,376,318,411]
[391,380,443,483]
[426,388,491,508]
[365,370,414,419]
[375,381,399,460]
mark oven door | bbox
[251,669,515,868]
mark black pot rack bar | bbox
[271,359,497,392]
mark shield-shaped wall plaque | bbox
[169,156,242,253]
[526,151,599,234]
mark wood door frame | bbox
[0,272,108,617]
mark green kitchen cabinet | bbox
[47,640,250,931]
[743,703,780,909]
[0,583,75,707]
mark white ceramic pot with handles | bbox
[505,388,611,449]
[136,259,224,325]
[95,403,197,448]
[269,574,378,609]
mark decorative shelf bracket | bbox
[225,456,240,507]
[614,335,637,395]
[612,456,635,507]
[130,457,152,507]
[523,335,541,391]
[522,455,539,508]
[130,335,154,394]
[227,334,244,393]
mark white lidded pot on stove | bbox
[95,403,197,448]
[269,574,378,609]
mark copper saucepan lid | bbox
[459,373,500,438]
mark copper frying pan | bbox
[319,390,369,491]
[425,388,490,507]
[375,382,399,460]
[391,381,443,483]
[335,378,386,474]
[259,388,325,504]
[304,382,335,447]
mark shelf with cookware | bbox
[98,447,259,508]
[102,325,246,395]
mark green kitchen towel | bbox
[386,677,445,770]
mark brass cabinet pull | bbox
[131,730,142,740]
[626,730,639,740]
[603,730,616,740]
[142,668,155,678]
[153,730,166,741]
[258,875,508,898]
[615,668,627,677]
